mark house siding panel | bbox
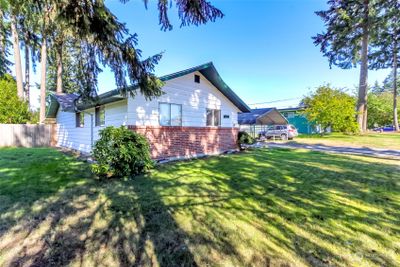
[127,71,239,127]
[56,100,128,153]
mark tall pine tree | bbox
[369,0,400,131]
[0,1,12,77]
[313,0,379,132]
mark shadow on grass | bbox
[154,148,400,266]
[0,147,399,266]
[0,148,196,267]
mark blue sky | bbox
[29,0,390,109]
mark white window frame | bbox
[159,102,182,126]
[206,109,221,127]
[95,106,105,127]
[287,112,295,119]
[75,112,84,128]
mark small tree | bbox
[0,74,31,123]
[367,91,396,128]
[91,126,153,178]
[303,85,359,134]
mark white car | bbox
[259,124,298,140]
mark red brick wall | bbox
[127,126,239,159]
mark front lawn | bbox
[1,148,399,266]
[296,132,400,150]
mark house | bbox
[237,108,287,137]
[278,107,320,134]
[46,62,251,160]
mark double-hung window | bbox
[159,103,182,126]
[287,112,295,119]
[206,109,221,126]
[95,106,105,126]
[75,112,84,128]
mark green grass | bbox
[296,132,400,150]
[1,147,399,266]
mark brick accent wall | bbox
[127,126,239,159]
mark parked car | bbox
[259,124,298,140]
[373,125,396,132]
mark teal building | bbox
[278,107,319,134]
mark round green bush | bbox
[238,131,255,145]
[91,126,153,178]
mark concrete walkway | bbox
[266,142,400,160]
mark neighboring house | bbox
[278,107,328,134]
[46,62,250,160]
[237,108,287,137]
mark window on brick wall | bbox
[206,109,221,126]
[159,103,182,126]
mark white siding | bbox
[56,71,241,153]
[56,100,128,153]
[127,71,240,127]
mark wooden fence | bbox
[0,124,55,147]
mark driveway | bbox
[266,142,400,160]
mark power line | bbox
[248,97,302,106]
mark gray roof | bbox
[47,62,250,118]
[238,108,288,125]
[238,108,273,125]
[46,94,79,118]
[54,94,79,111]
[278,106,305,112]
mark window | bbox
[194,74,200,83]
[206,109,221,126]
[159,103,182,126]
[95,106,105,126]
[287,112,295,119]
[75,112,84,128]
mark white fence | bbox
[0,124,55,147]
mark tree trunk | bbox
[24,42,30,104]
[356,0,369,133]
[363,106,368,131]
[393,47,399,131]
[10,14,24,99]
[0,10,4,60]
[39,38,47,123]
[56,42,63,94]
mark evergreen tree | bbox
[46,38,84,94]
[369,0,400,131]
[18,7,40,104]
[313,0,379,132]
[10,11,23,98]
[0,4,11,77]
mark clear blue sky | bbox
[28,0,390,109]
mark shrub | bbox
[302,85,359,134]
[91,126,153,178]
[238,131,255,146]
[0,74,31,123]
